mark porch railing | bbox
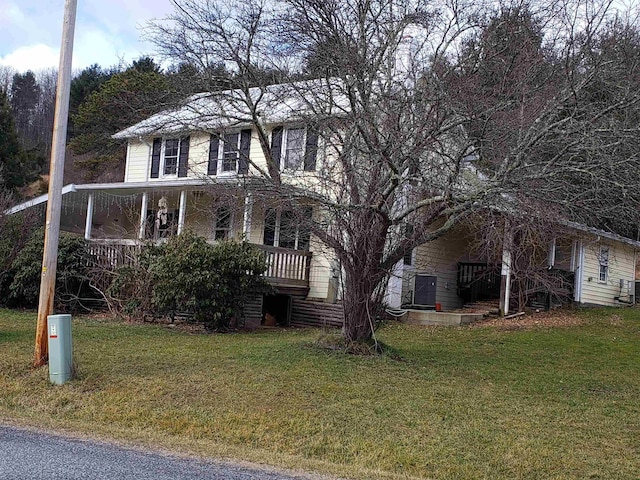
[87,241,141,269]
[258,245,312,286]
[86,240,312,286]
[457,262,501,303]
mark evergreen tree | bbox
[0,89,27,190]
[69,57,171,180]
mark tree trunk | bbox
[341,252,387,344]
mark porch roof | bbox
[5,177,263,214]
[563,220,640,249]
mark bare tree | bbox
[147,0,640,344]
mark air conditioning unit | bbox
[413,274,437,307]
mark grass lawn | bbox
[1,308,639,479]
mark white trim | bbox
[124,142,131,182]
[5,184,77,214]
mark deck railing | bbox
[86,240,312,286]
[87,241,141,269]
[258,245,312,286]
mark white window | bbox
[263,207,312,250]
[162,138,181,177]
[599,246,609,283]
[213,205,233,241]
[283,128,305,170]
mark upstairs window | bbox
[150,137,190,179]
[222,133,240,173]
[208,130,251,176]
[270,126,318,172]
[284,128,305,170]
[163,138,180,176]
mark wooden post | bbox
[177,191,187,234]
[84,193,93,240]
[34,0,77,367]
[138,192,148,240]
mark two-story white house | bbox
[8,80,638,326]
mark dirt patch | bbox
[469,310,584,330]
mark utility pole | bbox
[34,0,77,368]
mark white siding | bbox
[307,237,332,301]
[188,134,211,178]
[580,241,636,306]
[125,139,150,182]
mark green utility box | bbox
[47,314,73,385]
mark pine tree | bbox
[0,89,27,191]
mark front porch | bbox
[26,180,319,292]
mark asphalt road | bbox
[0,425,326,480]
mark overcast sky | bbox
[0,0,175,73]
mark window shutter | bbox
[239,129,251,174]
[303,128,318,171]
[178,136,190,177]
[270,126,283,169]
[150,138,161,178]
[208,135,219,175]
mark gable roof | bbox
[113,78,348,140]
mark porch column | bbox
[138,192,148,240]
[547,237,556,268]
[499,228,513,316]
[84,193,94,240]
[243,192,253,239]
[177,190,187,234]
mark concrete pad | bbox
[403,310,485,326]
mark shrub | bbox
[5,228,95,310]
[106,244,160,320]
[150,231,269,330]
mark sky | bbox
[0,0,175,73]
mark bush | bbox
[150,231,269,330]
[4,228,95,310]
[106,244,160,320]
